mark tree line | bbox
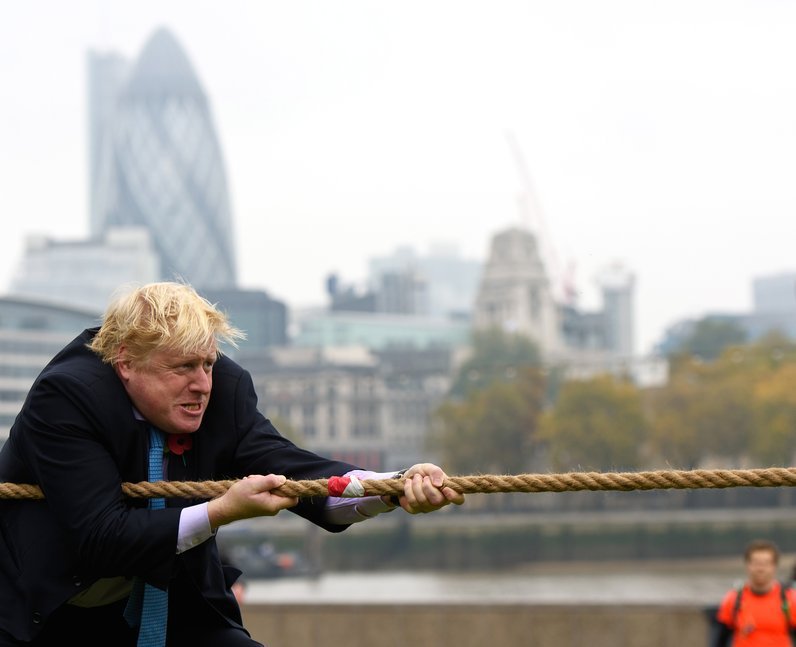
[429,322,796,476]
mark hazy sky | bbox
[2,0,796,355]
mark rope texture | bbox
[3,467,796,500]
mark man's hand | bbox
[388,463,465,514]
[208,474,298,530]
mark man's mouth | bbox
[182,403,202,412]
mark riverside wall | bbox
[224,505,796,574]
[241,603,713,647]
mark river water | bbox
[243,558,752,607]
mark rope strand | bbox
[3,466,796,500]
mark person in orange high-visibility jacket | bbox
[713,539,796,647]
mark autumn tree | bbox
[668,316,748,361]
[751,363,796,466]
[430,366,546,475]
[646,371,754,468]
[429,327,546,475]
[448,327,541,398]
[539,374,647,471]
[647,333,796,468]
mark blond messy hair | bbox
[89,281,246,366]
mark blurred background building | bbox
[0,298,99,437]
[88,27,237,290]
[9,227,159,313]
[656,271,796,355]
[0,25,656,461]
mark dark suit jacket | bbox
[0,328,358,641]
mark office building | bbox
[88,27,237,290]
[471,227,653,384]
[367,244,481,318]
[657,271,796,353]
[472,227,563,359]
[753,272,796,314]
[596,263,635,358]
[239,345,453,470]
[292,309,469,351]
[8,227,159,313]
[0,298,99,445]
[200,288,288,352]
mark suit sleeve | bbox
[221,366,361,532]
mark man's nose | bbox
[189,367,212,392]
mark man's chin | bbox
[170,420,202,435]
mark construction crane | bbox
[504,130,577,307]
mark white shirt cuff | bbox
[176,502,215,554]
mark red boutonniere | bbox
[166,434,193,456]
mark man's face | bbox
[116,344,217,435]
[746,549,778,592]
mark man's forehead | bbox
[156,343,217,362]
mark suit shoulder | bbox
[213,355,249,380]
[36,328,115,389]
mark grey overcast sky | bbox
[2,0,796,356]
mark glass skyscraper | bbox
[89,27,237,289]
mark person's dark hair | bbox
[744,538,780,564]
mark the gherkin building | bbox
[89,27,237,289]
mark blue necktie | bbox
[124,427,169,647]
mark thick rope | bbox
[2,466,796,500]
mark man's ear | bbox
[115,347,132,380]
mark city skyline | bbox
[3,1,796,355]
